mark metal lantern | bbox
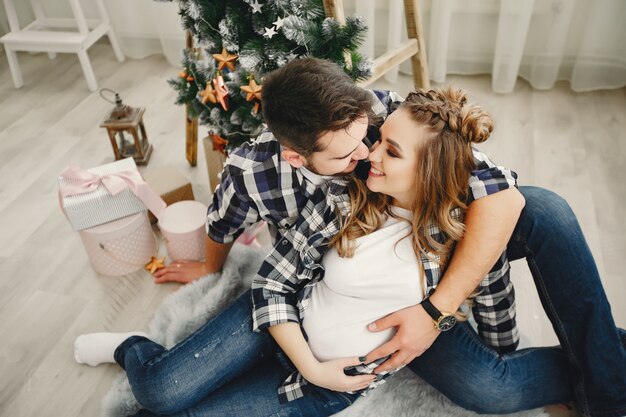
[99,88,152,165]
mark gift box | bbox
[58,158,166,231]
[142,165,195,224]
[159,200,207,261]
[79,211,157,276]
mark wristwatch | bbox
[421,297,457,331]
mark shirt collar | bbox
[299,166,332,186]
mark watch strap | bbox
[421,297,442,321]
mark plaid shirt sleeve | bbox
[206,163,260,244]
[471,254,519,353]
[467,149,518,202]
[463,150,520,352]
[428,208,519,353]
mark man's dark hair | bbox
[261,58,374,157]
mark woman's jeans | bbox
[115,294,358,417]
[115,186,626,417]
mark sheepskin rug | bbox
[102,244,547,417]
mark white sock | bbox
[74,332,148,366]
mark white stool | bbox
[0,0,125,92]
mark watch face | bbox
[438,315,457,331]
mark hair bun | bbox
[460,105,493,144]
[403,87,493,144]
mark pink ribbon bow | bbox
[59,164,166,220]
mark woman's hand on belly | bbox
[303,356,376,393]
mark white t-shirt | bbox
[302,207,424,361]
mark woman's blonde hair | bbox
[329,87,493,306]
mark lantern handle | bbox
[99,88,123,107]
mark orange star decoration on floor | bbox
[210,133,229,155]
[240,77,263,114]
[212,74,229,111]
[145,256,165,274]
[212,48,238,72]
[200,82,217,104]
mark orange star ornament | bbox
[210,133,229,155]
[144,256,165,274]
[240,78,262,102]
[212,48,238,72]
[212,74,229,111]
[200,83,217,104]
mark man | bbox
[155,58,625,417]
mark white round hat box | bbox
[79,211,157,276]
[159,200,207,261]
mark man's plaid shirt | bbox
[207,90,519,403]
[206,90,401,246]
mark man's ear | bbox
[281,148,305,168]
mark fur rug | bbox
[102,244,547,417]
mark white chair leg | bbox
[5,47,24,88]
[107,28,125,62]
[77,49,98,92]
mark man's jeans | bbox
[115,186,626,417]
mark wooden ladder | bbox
[323,0,430,89]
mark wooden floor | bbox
[0,42,624,417]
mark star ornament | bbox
[210,133,229,155]
[273,16,286,29]
[264,26,277,39]
[250,0,263,13]
[240,78,262,102]
[211,48,238,72]
[200,83,217,104]
[144,256,165,274]
[212,74,230,111]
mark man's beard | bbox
[303,159,369,179]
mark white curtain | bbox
[104,0,184,66]
[0,0,185,66]
[2,0,624,92]
[347,0,626,93]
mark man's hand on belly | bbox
[363,304,439,374]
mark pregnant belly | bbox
[302,295,398,362]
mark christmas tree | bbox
[162,0,371,151]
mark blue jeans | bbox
[408,187,625,417]
[115,186,626,417]
[115,294,359,417]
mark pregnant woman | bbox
[75,87,583,417]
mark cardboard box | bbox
[143,165,195,224]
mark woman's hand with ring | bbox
[302,357,375,393]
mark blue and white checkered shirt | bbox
[207,90,519,403]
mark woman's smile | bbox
[369,166,385,177]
